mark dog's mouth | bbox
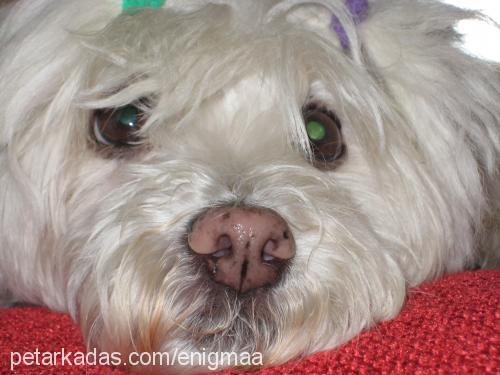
[180,274,279,350]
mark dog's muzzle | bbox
[188,206,295,293]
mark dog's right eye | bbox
[93,104,146,147]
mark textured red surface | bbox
[1,270,498,374]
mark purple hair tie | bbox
[331,0,369,49]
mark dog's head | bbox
[1,0,498,370]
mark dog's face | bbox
[62,3,408,362]
[1,0,498,371]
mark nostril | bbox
[262,239,278,263]
[212,248,231,258]
[263,239,277,254]
[210,235,232,258]
[216,235,231,251]
[262,253,276,262]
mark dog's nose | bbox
[188,207,295,293]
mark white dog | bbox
[0,0,498,372]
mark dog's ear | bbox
[357,0,500,169]
[360,0,500,266]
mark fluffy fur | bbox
[0,0,498,372]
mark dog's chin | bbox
[180,277,279,351]
[166,249,288,352]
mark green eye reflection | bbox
[93,102,146,148]
[115,105,139,128]
[306,120,326,141]
[302,104,345,166]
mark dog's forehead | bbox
[89,0,346,68]
[176,73,293,140]
[220,75,278,115]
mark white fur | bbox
[0,0,498,372]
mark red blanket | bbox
[1,270,498,374]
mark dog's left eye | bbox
[93,104,146,147]
[303,104,345,166]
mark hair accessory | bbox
[123,0,166,13]
[331,0,369,49]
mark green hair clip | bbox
[123,0,166,13]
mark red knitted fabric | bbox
[1,270,498,374]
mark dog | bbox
[0,0,499,372]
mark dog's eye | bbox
[93,104,145,147]
[303,104,345,166]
